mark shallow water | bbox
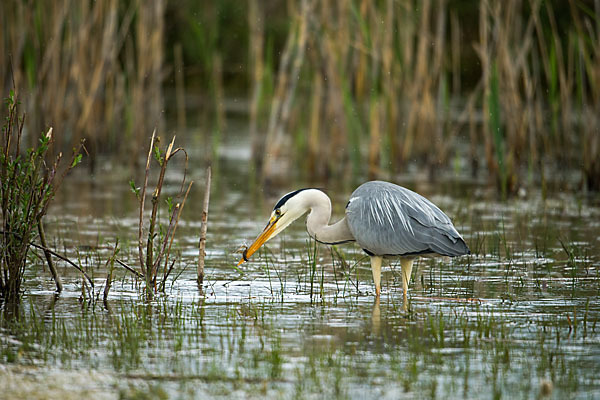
[1,130,599,399]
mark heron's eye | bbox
[275,209,282,216]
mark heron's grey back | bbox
[345,181,469,257]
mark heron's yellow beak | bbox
[237,214,280,266]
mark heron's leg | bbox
[400,258,414,308]
[370,256,383,297]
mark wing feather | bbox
[345,181,469,256]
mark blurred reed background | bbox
[0,0,165,171]
[1,0,599,193]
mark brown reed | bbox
[3,1,599,192]
[0,0,164,167]
[252,0,599,192]
[134,131,192,297]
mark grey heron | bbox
[237,180,469,303]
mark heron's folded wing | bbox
[346,181,468,256]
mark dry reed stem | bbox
[248,0,265,148]
[157,179,193,288]
[213,54,226,135]
[429,0,449,177]
[476,0,494,177]
[308,73,323,178]
[115,259,144,279]
[157,177,193,282]
[450,11,461,95]
[354,0,369,103]
[4,1,599,191]
[382,0,398,172]
[256,0,598,189]
[135,131,191,293]
[3,233,95,289]
[37,221,62,293]
[1,0,164,160]
[368,98,381,180]
[102,240,120,303]
[145,136,176,283]
[197,166,212,286]
[133,0,165,154]
[320,34,350,176]
[262,0,312,180]
[174,43,187,133]
[138,130,156,273]
[402,0,432,161]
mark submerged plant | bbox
[0,90,83,303]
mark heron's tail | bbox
[440,236,470,256]
[426,228,470,257]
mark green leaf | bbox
[6,89,15,106]
[71,154,82,168]
[166,196,174,213]
[153,145,163,165]
[129,179,141,198]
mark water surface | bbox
[1,130,599,399]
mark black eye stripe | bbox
[273,188,318,210]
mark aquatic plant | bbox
[131,131,192,298]
[197,166,212,286]
[0,90,83,303]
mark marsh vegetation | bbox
[2,0,600,190]
[1,132,599,398]
[1,1,600,399]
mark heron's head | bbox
[237,189,314,266]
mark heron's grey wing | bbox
[345,181,469,256]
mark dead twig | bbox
[159,180,193,285]
[37,221,62,292]
[134,132,192,297]
[103,240,120,302]
[197,166,212,287]
[0,229,94,289]
[138,129,156,274]
[145,135,176,289]
[153,147,190,279]
[115,258,144,279]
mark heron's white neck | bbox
[297,189,355,245]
